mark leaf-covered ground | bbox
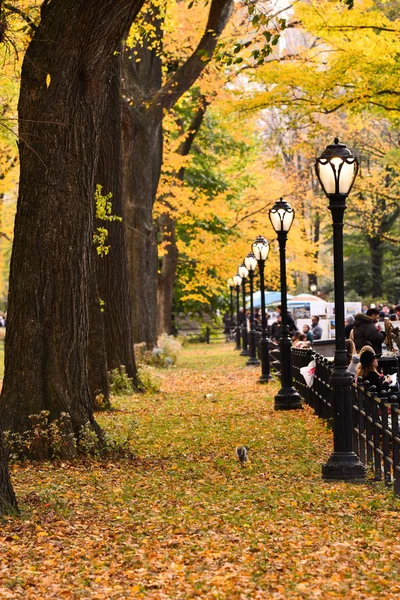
[1,343,400,599]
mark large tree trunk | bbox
[368,237,384,297]
[94,51,140,387]
[157,96,208,335]
[123,0,233,347]
[0,426,17,514]
[121,99,162,349]
[0,0,145,450]
[121,18,163,348]
[308,213,320,289]
[87,255,110,408]
[157,213,179,335]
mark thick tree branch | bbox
[327,25,400,34]
[152,0,233,112]
[178,95,209,159]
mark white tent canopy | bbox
[288,293,327,304]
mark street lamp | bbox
[269,198,302,410]
[315,138,365,480]
[252,236,272,383]
[238,263,249,357]
[310,283,317,293]
[244,252,260,367]
[233,273,242,351]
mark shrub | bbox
[134,335,182,368]
[77,422,101,456]
[5,411,76,460]
[93,393,111,411]
[137,364,162,393]
[176,334,189,347]
[109,365,135,396]
[150,334,182,367]
[134,342,152,364]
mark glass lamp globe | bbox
[238,263,249,279]
[233,274,242,287]
[227,277,234,288]
[252,236,270,261]
[244,252,258,272]
[269,198,295,233]
[315,138,359,197]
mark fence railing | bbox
[292,348,400,497]
[178,326,232,344]
[268,339,281,377]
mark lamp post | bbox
[238,263,249,357]
[244,252,260,367]
[233,273,242,351]
[252,236,272,383]
[269,198,302,410]
[315,138,365,480]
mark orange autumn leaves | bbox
[2,343,400,598]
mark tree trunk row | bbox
[0,0,146,501]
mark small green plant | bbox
[109,365,135,396]
[137,364,162,393]
[77,422,101,456]
[5,411,76,460]
[176,334,189,347]
[93,393,111,411]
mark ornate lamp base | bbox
[322,452,366,480]
[274,387,303,410]
[247,356,260,367]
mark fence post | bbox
[380,390,391,485]
[391,403,400,497]
[351,384,358,457]
[205,326,210,344]
[357,381,366,465]
[369,386,382,481]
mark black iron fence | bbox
[269,339,281,378]
[292,348,400,497]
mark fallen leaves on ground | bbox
[1,343,400,599]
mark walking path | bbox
[2,343,400,599]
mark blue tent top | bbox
[246,290,293,308]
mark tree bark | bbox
[368,237,384,297]
[157,96,209,335]
[87,254,110,408]
[123,0,234,346]
[308,213,320,290]
[121,65,162,349]
[0,425,17,514]
[157,212,179,335]
[0,0,145,449]
[94,51,139,388]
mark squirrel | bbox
[235,445,248,466]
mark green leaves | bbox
[93,184,122,257]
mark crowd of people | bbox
[224,305,323,348]
[225,301,400,392]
